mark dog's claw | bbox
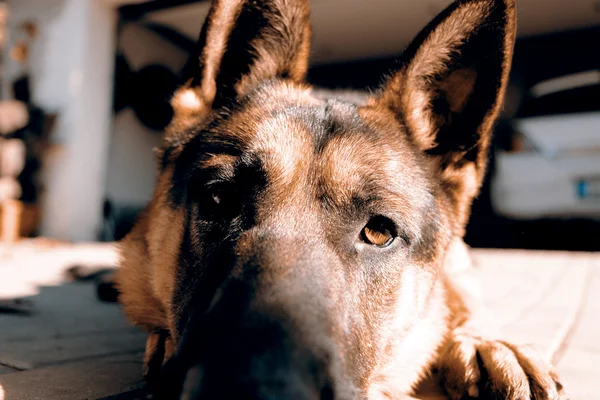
[467,384,479,398]
[439,333,564,400]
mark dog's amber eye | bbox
[361,217,395,247]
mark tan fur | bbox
[368,274,449,398]
[251,114,313,187]
[118,215,168,332]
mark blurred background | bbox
[0,0,599,250]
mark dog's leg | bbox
[143,332,165,381]
[438,239,566,400]
[143,331,175,382]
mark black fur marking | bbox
[169,137,242,206]
[211,2,272,109]
[172,207,239,341]
[425,25,505,159]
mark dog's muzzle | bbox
[160,278,339,400]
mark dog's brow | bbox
[250,113,313,185]
[200,153,238,169]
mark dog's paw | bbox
[439,333,564,400]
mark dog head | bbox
[124,0,516,398]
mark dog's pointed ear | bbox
[170,0,311,128]
[374,0,516,229]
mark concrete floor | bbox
[0,240,598,399]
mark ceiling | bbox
[142,0,600,64]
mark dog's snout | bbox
[180,365,335,400]
[168,277,339,400]
[176,316,336,400]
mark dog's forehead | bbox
[212,81,419,180]
[243,91,378,185]
[171,80,430,214]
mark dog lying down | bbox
[115,0,566,398]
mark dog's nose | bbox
[180,364,335,400]
[163,257,344,400]
[168,288,338,400]
[175,308,336,400]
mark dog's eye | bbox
[361,216,396,247]
[207,185,232,207]
[197,183,239,218]
[210,189,222,205]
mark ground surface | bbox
[0,240,598,399]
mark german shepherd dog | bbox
[116,0,566,398]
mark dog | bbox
[116,0,565,398]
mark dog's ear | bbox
[169,0,311,129]
[374,0,516,230]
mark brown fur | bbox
[116,0,565,399]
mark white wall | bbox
[104,23,188,208]
[3,0,117,241]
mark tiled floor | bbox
[0,240,598,399]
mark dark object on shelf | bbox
[0,75,57,238]
[131,65,178,131]
[113,54,181,132]
[7,76,56,205]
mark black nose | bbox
[180,364,335,400]
[162,267,342,400]
[176,311,336,400]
